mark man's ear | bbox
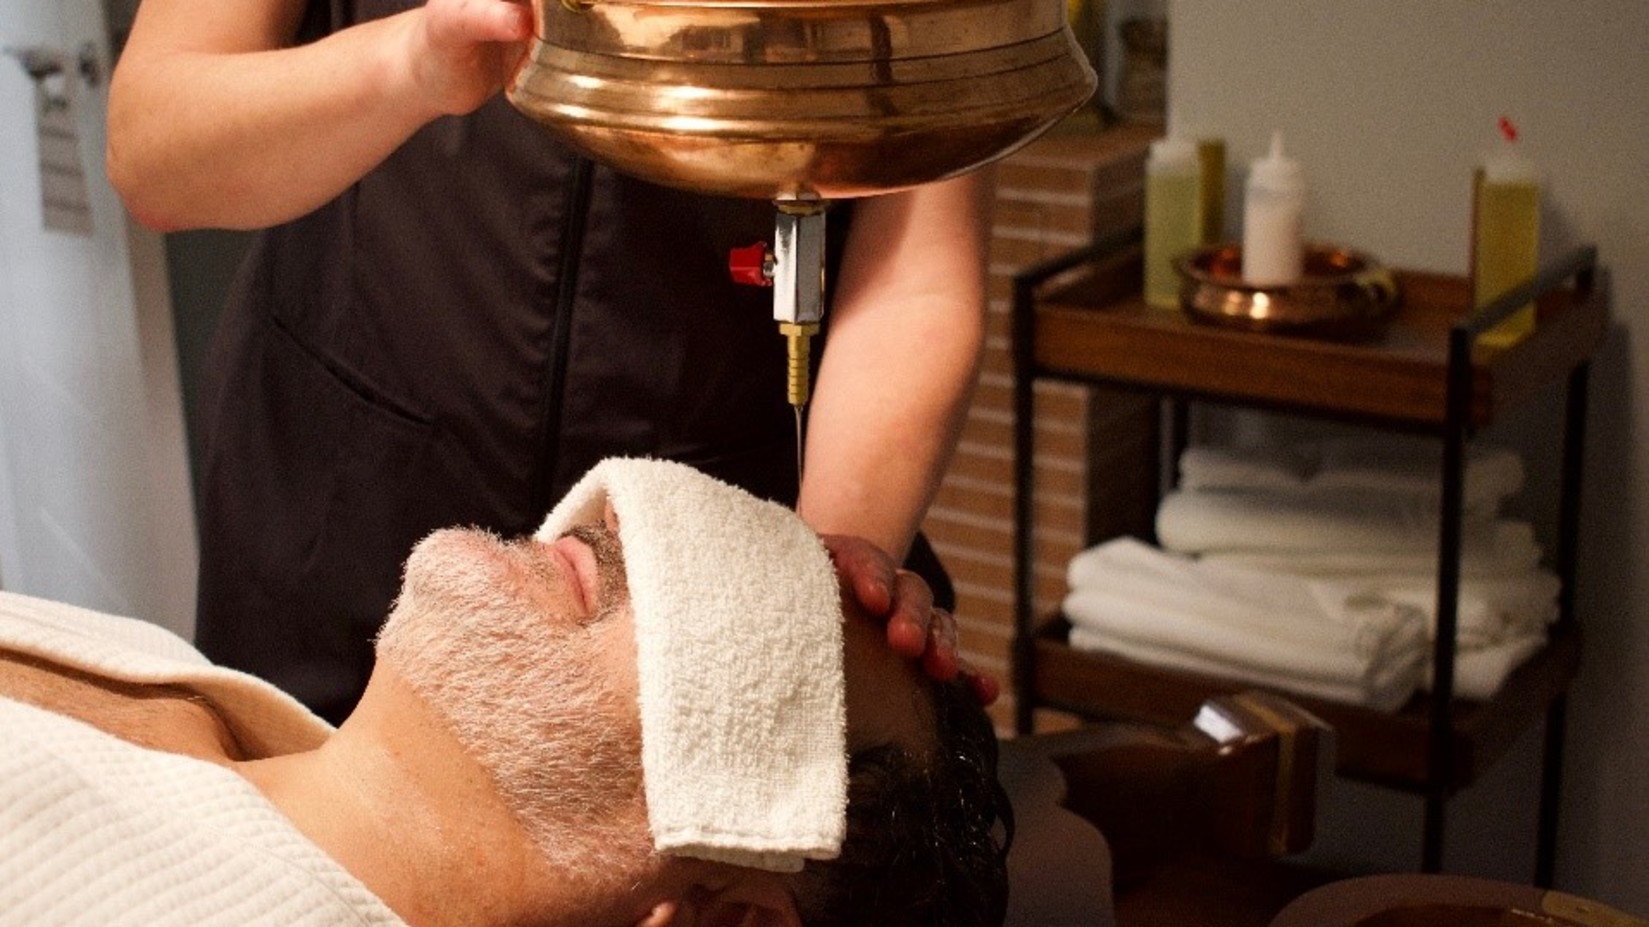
[640,874,803,927]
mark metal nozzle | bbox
[725,202,827,486]
[781,321,818,484]
[771,202,826,326]
[779,321,820,408]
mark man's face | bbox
[376,504,936,897]
[376,505,653,891]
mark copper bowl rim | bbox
[1174,242,1388,291]
[1172,242,1402,338]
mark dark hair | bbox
[793,677,1014,926]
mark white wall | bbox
[0,0,198,638]
[1169,0,1648,912]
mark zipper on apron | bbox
[530,156,595,519]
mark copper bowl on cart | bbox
[1175,243,1401,339]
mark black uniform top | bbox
[192,0,855,721]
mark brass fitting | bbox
[778,321,820,408]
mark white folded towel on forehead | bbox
[536,458,846,873]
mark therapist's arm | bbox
[799,171,988,562]
[798,171,990,683]
[106,0,531,231]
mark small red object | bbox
[728,242,773,287]
[1498,115,1519,143]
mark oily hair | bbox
[793,676,1014,927]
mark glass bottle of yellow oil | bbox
[1197,137,1226,245]
[1473,118,1541,349]
[1144,137,1202,310]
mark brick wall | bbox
[923,125,1157,731]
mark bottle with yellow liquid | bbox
[1473,118,1541,349]
[1197,137,1226,245]
[1144,136,1202,310]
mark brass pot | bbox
[507,0,1097,199]
[1175,243,1402,339]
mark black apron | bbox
[192,0,949,722]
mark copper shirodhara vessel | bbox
[507,0,1096,199]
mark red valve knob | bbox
[728,242,773,287]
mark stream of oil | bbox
[794,405,805,485]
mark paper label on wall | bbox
[34,68,93,237]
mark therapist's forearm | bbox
[110,17,429,230]
[106,1,527,231]
[796,173,989,562]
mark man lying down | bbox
[0,458,1011,927]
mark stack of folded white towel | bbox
[1063,436,1559,711]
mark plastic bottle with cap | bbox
[1241,131,1305,287]
[1143,135,1202,310]
[1473,116,1541,348]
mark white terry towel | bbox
[1062,538,1427,712]
[1309,570,1559,649]
[1178,444,1309,493]
[1422,632,1548,700]
[1200,520,1543,579]
[536,458,846,873]
[1310,435,1525,512]
[1177,438,1525,514]
[1155,488,1536,560]
[1067,625,1423,711]
[1069,538,1557,649]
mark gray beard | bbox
[375,528,651,880]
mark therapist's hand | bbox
[822,535,1000,706]
[409,0,535,117]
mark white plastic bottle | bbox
[1241,131,1305,287]
[1143,136,1202,310]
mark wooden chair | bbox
[1001,691,1335,927]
